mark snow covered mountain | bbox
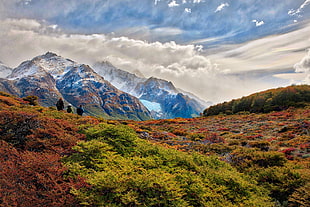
[93,61,144,96]
[0,52,151,120]
[0,61,12,78]
[93,62,210,119]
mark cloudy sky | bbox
[0,0,310,103]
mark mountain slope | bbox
[0,61,12,78]
[203,85,310,116]
[0,52,151,120]
[93,61,210,119]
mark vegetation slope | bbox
[203,85,310,116]
[0,89,309,207]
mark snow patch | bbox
[0,64,12,78]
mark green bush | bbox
[83,123,138,155]
[230,148,307,205]
[64,124,274,207]
[254,167,305,205]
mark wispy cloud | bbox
[215,3,229,13]
[288,0,310,17]
[206,22,310,95]
[151,27,183,36]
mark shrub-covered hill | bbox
[203,85,310,116]
[0,91,309,206]
[130,107,310,206]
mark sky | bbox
[0,0,310,104]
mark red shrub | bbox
[0,141,83,207]
[203,132,225,144]
[281,147,296,160]
[217,127,230,131]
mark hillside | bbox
[0,92,309,206]
[203,85,310,116]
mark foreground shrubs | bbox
[1,92,308,206]
[0,94,87,206]
[64,123,273,206]
[0,141,81,207]
[230,148,307,205]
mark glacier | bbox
[140,99,162,112]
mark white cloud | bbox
[215,3,229,13]
[168,0,179,7]
[1,18,41,31]
[288,0,310,16]
[294,49,310,84]
[48,24,58,30]
[184,8,191,13]
[193,0,202,3]
[252,19,265,27]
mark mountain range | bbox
[0,52,151,120]
[0,52,209,120]
[93,61,209,119]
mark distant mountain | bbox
[93,61,210,119]
[203,85,310,116]
[0,61,12,78]
[0,52,151,120]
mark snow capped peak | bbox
[33,52,76,77]
[144,77,178,95]
[93,61,145,94]
[41,51,58,58]
[8,52,77,80]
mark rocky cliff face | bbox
[93,62,210,119]
[0,52,151,120]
